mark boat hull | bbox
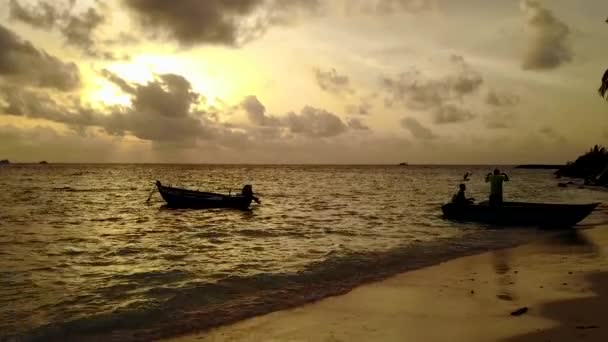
[156,182,252,210]
[441,201,600,228]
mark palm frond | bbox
[599,68,608,99]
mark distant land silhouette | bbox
[0,159,9,164]
[515,164,563,170]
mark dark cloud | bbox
[285,106,348,138]
[123,0,260,46]
[8,0,59,29]
[347,118,370,131]
[99,72,213,144]
[60,7,105,55]
[520,0,572,70]
[122,0,433,46]
[485,91,519,107]
[381,56,481,124]
[240,96,351,138]
[400,117,436,140]
[0,86,92,126]
[9,0,118,59]
[241,95,280,126]
[0,24,80,90]
[1,70,354,149]
[1,72,217,146]
[122,0,316,46]
[314,67,352,95]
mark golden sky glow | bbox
[1,0,607,163]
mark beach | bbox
[168,225,608,342]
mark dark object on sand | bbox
[0,159,9,164]
[441,202,600,228]
[576,325,598,329]
[154,181,258,210]
[510,307,528,316]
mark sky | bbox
[0,0,607,164]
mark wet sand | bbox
[167,226,608,342]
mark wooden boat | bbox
[155,181,256,210]
[441,201,600,227]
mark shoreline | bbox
[166,226,608,342]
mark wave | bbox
[11,232,536,342]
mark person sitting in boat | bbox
[485,168,509,206]
[452,183,474,205]
[241,184,261,204]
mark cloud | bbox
[240,96,351,138]
[381,56,481,124]
[98,72,215,144]
[539,125,566,143]
[1,72,219,146]
[1,70,355,150]
[9,0,120,59]
[432,105,475,124]
[122,0,311,46]
[121,0,434,46]
[0,24,80,90]
[285,106,348,138]
[520,0,572,70]
[400,117,436,140]
[60,7,105,55]
[314,67,352,95]
[341,0,434,15]
[485,91,519,107]
[8,0,59,29]
[347,118,370,131]
[241,95,279,126]
[483,111,517,129]
[345,102,372,116]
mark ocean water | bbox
[1,164,607,341]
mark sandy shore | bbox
[166,226,608,342]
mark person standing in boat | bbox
[485,168,509,206]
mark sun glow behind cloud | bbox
[85,54,243,108]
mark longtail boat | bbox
[154,181,258,210]
[441,201,600,227]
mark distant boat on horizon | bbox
[39,161,48,164]
[0,159,9,165]
[398,162,408,166]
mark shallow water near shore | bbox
[1,164,607,341]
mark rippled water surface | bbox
[1,164,607,341]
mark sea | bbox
[1,164,607,341]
